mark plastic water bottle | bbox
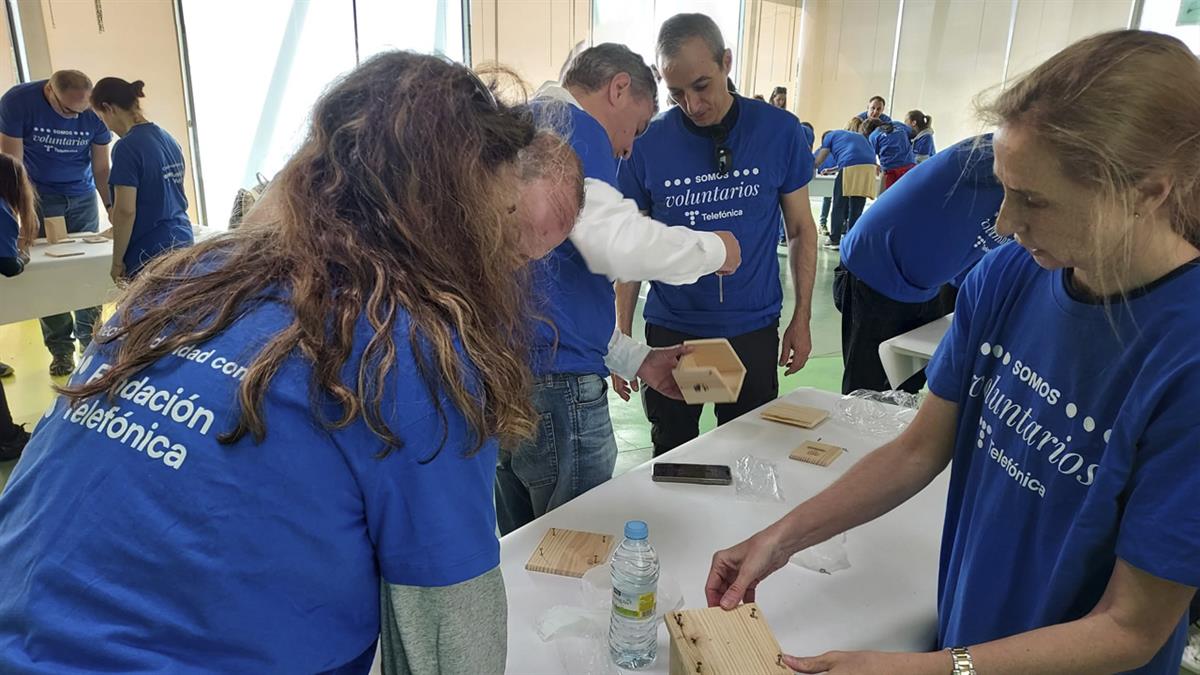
[609,520,660,669]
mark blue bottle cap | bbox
[624,520,649,540]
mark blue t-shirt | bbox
[0,199,17,258]
[841,135,1006,303]
[110,123,193,276]
[913,131,936,158]
[820,130,875,169]
[857,111,892,123]
[0,80,112,196]
[530,100,617,376]
[619,96,813,336]
[799,124,815,151]
[0,300,500,673]
[869,123,915,169]
[926,244,1200,675]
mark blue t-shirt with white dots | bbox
[927,243,1200,675]
[619,96,813,336]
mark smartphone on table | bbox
[651,462,733,486]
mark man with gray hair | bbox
[616,13,819,456]
[494,42,743,533]
[0,70,112,377]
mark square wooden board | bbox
[524,528,617,578]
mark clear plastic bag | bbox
[534,567,684,673]
[789,533,851,575]
[733,455,785,503]
[833,389,921,438]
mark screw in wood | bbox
[750,607,757,619]
[674,612,684,628]
[695,661,703,673]
[777,654,784,667]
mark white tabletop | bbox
[878,314,953,389]
[1,226,214,326]
[809,174,837,199]
[1,238,118,325]
[500,387,948,674]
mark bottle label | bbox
[612,587,657,619]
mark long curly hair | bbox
[62,51,571,456]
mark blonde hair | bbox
[844,117,862,133]
[979,30,1200,251]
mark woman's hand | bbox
[110,260,126,285]
[705,527,793,609]
[784,650,942,674]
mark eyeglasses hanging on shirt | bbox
[712,128,733,303]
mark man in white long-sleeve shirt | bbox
[494,43,742,534]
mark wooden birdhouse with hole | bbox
[672,339,747,405]
[664,603,790,675]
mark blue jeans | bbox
[495,373,618,535]
[37,192,102,356]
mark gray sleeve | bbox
[379,566,507,675]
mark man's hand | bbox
[610,373,638,402]
[635,344,693,400]
[714,230,741,275]
[779,316,812,375]
[110,260,126,285]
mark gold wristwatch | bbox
[949,647,976,674]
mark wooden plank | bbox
[760,403,829,429]
[665,603,790,674]
[524,528,616,578]
[789,440,845,467]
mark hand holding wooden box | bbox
[672,339,747,405]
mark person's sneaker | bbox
[0,361,12,378]
[49,353,75,377]
[822,237,840,250]
[0,425,29,462]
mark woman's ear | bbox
[1135,173,1173,218]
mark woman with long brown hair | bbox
[0,52,582,673]
[0,150,37,459]
[709,31,1200,674]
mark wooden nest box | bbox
[664,603,790,675]
[672,339,747,405]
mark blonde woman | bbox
[709,30,1200,674]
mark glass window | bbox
[181,0,467,228]
[592,0,743,102]
[181,0,357,228]
[357,0,466,62]
[1140,0,1200,53]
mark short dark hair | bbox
[772,86,788,97]
[562,43,657,108]
[800,121,813,132]
[50,70,92,92]
[862,118,893,135]
[657,13,726,65]
[869,95,886,105]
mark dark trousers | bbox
[834,267,946,394]
[37,192,102,357]
[829,172,866,245]
[819,197,832,226]
[644,322,779,457]
[0,382,17,440]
